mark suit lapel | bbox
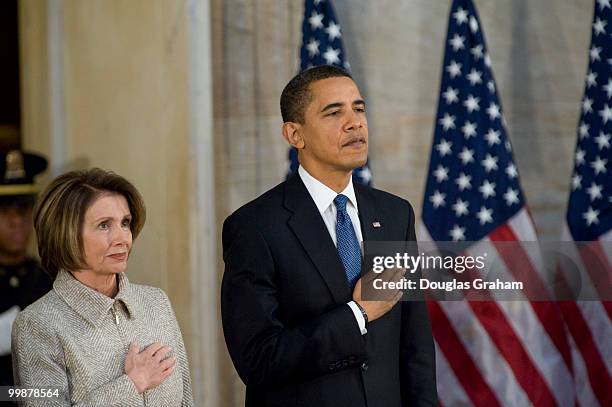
[355,184,389,243]
[284,174,351,303]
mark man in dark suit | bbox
[221,65,436,407]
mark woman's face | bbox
[81,193,132,276]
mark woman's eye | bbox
[99,222,109,230]
[122,219,131,228]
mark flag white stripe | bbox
[434,342,473,407]
[576,301,612,376]
[417,222,433,243]
[569,334,600,407]
[507,210,550,284]
[507,209,538,240]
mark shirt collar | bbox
[298,166,359,215]
[53,270,136,327]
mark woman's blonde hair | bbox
[33,168,146,279]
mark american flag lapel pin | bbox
[372,221,381,228]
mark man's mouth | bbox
[342,136,366,148]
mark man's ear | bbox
[282,122,305,149]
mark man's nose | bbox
[344,111,364,131]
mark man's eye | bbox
[327,110,340,116]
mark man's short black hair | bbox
[280,65,352,124]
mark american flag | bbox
[422,0,574,405]
[558,1,612,406]
[286,0,373,186]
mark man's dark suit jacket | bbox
[221,173,436,407]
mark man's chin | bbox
[349,156,368,170]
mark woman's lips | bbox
[108,253,128,261]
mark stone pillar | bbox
[186,0,221,405]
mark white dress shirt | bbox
[298,166,367,335]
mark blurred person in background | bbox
[0,150,51,393]
[11,168,193,406]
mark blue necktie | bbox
[334,194,362,287]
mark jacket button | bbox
[361,361,368,371]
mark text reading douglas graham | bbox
[371,253,523,291]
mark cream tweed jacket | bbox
[12,270,193,406]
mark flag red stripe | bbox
[427,301,502,407]
[604,301,612,321]
[559,300,612,406]
[489,225,574,373]
[468,301,559,406]
[577,241,612,314]
[489,225,551,298]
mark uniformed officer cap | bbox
[0,150,48,207]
